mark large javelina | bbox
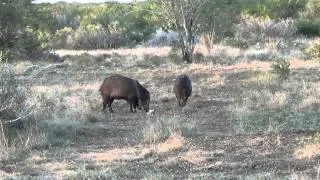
[173,74,192,107]
[99,75,150,113]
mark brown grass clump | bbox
[80,147,137,162]
[156,133,184,154]
[80,133,184,163]
[180,149,208,165]
[294,144,320,160]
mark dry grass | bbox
[180,149,208,165]
[54,47,172,57]
[294,144,320,160]
[80,133,184,163]
[81,147,138,162]
[267,91,287,110]
[2,45,320,179]
[156,133,184,154]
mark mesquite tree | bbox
[154,0,208,63]
[0,0,32,49]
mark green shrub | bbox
[233,15,297,49]
[314,131,320,144]
[296,19,320,37]
[168,46,181,64]
[302,0,320,19]
[65,24,129,49]
[270,58,290,80]
[15,27,50,56]
[0,50,8,62]
[53,27,74,49]
[141,114,196,144]
[222,37,249,49]
[0,62,36,158]
[307,38,320,61]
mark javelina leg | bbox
[178,98,183,107]
[129,103,135,113]
[181,100,187,107]
[133,102,137,113]
[108,98,114,113]
[128,97,137,113]
[181,97,188,107]
[102,96,109,111]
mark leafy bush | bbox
[145,29,179,47]
[222,37,249,49]
[0,0,29,49]
[15,27,50,56]
[270,58,290,80]
[242,0,306,19]
[0,62,35,157]
[0,50,8,62]
[168,46,181,64]
[302,0,320,19]
[307,38,320,61]
[296,19,320,37]
[53,5,80,30]
[53,27,74,49]
[59,24,129,49]
[141,114,196,144]
[234,15,297,49]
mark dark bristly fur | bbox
[99,74,150,113]
[173,74,192,107]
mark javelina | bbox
[99,75,150,113]
[173,74,192,107]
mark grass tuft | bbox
[141,114,196,144]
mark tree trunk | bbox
[180,18,194,64]
[181,44,193,63]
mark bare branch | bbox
[4,107,35,124]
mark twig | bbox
[4,108,35,124]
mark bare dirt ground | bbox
[1,52,320,179]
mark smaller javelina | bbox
[99,75,150,113]
[173,74,192,107]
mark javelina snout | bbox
[99,74,150,113]
[173,74,192,107]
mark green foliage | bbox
[0,63,29,121]
[0,50,8,62]
[307,38,320,61]
[114,2,158,43]
[270,58,290,80]
[200,0,242,46]
[2,0,315,52]
[15,27,50,56]
[0,1,53,58]
[24,3,55,32]
[241,0,307,19]
[0,0,31,48]
[296,19,320,37]
[168,46,181,64]
[238,109,320,133]
[0,61,34,153]
[231,16,297,49]
[64,24,128,49]
[222,37,249,49]
[314,131,320,144]
[53,27,74,49]
[302,0,320,19]
[45,2,160,48]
